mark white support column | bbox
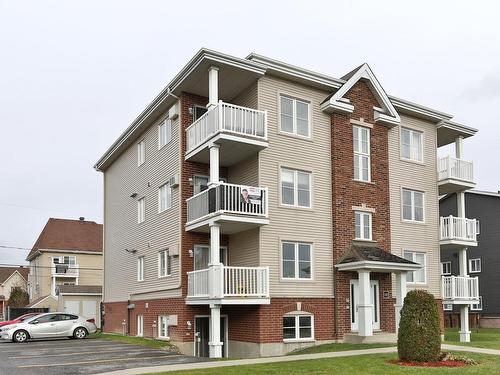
[209,223,222,299]
[357,270,373,337]
[460,305,471,342]
[457,191,466,218]
[208,66,219,109]
[209,144,220,187]
[209,304,223,358]
[458,248,468,277]
[455,136,464,159]
[394,271,407,334]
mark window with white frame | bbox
[441,261,451,275]
[280,95,310,137]
[137,257,144,282]
[471,296,483,311]
[137,139,145,166]
[401,128,423,162]
[402,189,424,222]
[469,258,481,273]
[354,211,372,240]
[476,220,481,235]
[281,168,311,208]
[158,250,171,277]
[136,315,144,337]
[158,119,172,149]
[282,242,312,280]
[353,125,371,182]
[137,197,145,223]
[283,314,314,341]
[158,182,171,212]
[158,315,169,339]
[443,303,453,311]
[404,251,426,284]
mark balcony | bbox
[185,101,268,166]
[186,265,270,305]
[442,276,479,304]
[438,156,475,195]
[51,264,79,278]
[186,182,269,234]
[439,216,478,250]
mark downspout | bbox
[333,265,339,341]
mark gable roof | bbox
[0,267,29,285]
[27,218,103,261]
[320,63,401,127]
[26,295,56,308]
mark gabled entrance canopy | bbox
[321,63,401,127]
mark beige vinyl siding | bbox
[104,113,181,303]
[388,114,441,296]
[257,75,333,298]
[228,228,260,267]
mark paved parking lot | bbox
[0,338,205,375]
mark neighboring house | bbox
[440,190,498,328]
[26,218,103,325]
[94,48,478,358]
[0,266,29,320]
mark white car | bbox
[0,312,97,342]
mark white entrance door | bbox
[350,279,380,332]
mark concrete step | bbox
[343,332,397,344]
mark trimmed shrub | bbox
[397,289,441,362]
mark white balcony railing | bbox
[442,276,479,301]
[187,265,269,299]
[186,101,267,154]
[438,156,474,183]
[187,183,268,223]
[440,216,477,243]
[51,264,79,277]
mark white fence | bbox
[438,156,474,183]
[440,216,477,242]
[442,276,479,301]
[186,101,267,153]
[187,183,268,223]
[187,266,269,299]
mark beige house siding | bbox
[257,75,334,298]
[388,114,441,296]
[0,272,27,300]
[104,110,182,303]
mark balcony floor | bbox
[438,178,476,195]
[185,296,270,305]
[440,239,478,251]
[186,213,269,234]
[443,298,480,305]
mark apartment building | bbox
[0,266,29,320]
[26,218,103,324]
[95,49,478,358]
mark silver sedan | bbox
[0,312,97,342]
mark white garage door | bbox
[64,300,80,315]
[82,300,97,320]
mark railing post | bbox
[451,276,456,300]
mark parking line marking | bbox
[9,348,165,359]
[17,354,181,368]
[1,343,136,353]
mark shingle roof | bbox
[339,242,417,265]
[0,266,29,284]
[26,295,55,308]
[27,218,103,261]
[58,285,102,294]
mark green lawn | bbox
[148,352,500,374]
[444,328,500,350]
[287,342,394,355]
[89,332,178,351]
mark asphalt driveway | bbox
[0,337,205,375]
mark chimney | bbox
[79,217,85,221]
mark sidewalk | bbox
[99,344,500,375]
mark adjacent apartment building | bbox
[95,49,478,358]
[441,190,498,328]
[0,266,29,320]
[26,218,103,325]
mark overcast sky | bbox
[1,0,499,265]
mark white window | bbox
[471,296,483,311]
[282,242,312,280]
[158,250,171,277]
[283,314,314,341]
[402,189,424,222]
[443,303,453,311]
[280,95,310,137]
[158,315,169,339]
[137,139,145,166]
[353,126,371,182]
[404,251,426,284]
[137,315,144,337]
[355,211,372,241]
[441,261,451,275]
[137,197,145,223]
[469,258,481,273]
[401,128,423,162]
[137,257,144,282]
[158,182,172,212]
[158,119,172,149]
[281,168,311,208]
[476,220,481,235]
